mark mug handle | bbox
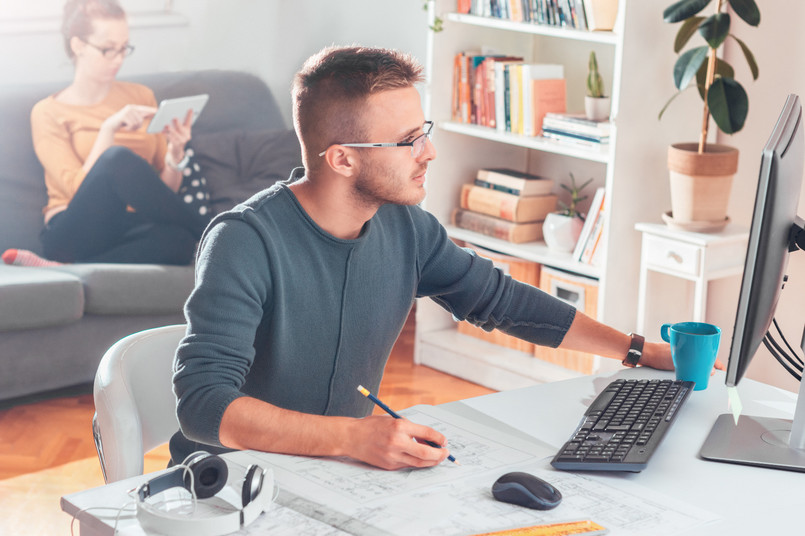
[661,323,671,343]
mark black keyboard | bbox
[551,378,693,472]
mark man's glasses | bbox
[318,121,434,158]
[80,39,135,59]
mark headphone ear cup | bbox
[184,453,228,499]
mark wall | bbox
[0,0,428,127]
[718,3,805,393]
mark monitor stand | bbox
[700,367,805,472]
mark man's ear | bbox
[322,146,359,178]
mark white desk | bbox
[63,368,804,535]
[635,222,749,334]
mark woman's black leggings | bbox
[40,146,209,265]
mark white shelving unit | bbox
[416,1,677,390]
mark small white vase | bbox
[584,96,611,122]
[543,213,584,252]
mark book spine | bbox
[460,184,557,222]
[452,209,543,243]
[542,127,608,143]
[474,179,525,196]
[572,187,605,261]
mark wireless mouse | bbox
[491,471,562,510]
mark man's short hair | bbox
[292,46,424,171]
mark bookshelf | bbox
[416,1,676,390]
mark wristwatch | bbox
[622,333,645,367]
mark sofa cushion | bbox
[0,83,52,256]
[190,128,302,214]
[0,265,84,331]
[51,263,195,315]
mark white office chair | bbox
[92,324,186,483]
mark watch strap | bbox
[622,332,645,367]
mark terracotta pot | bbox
[667,142,739,224]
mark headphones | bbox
[135,451,273,536]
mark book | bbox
[493,59,523,133]
[530,78,567,136]
[541,127,609,144]
[583,0,618,31]
[542,112,612,137]
[521,64,565,136]
[581,204,606,264]
[572,187,605,261]
[475,168,555,196]
[451,208,544,243]
[460,184,558,223]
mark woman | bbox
[8,0,209,267]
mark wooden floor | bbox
[0,312,495,535]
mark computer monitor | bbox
[700,94,805,472]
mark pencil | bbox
[357,385,460,465]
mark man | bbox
[170,45,676,470]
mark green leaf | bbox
[699,13,730,49]
[728,0,760,26]
[708,78,748,134]
[674,16,705,53]
[663,0,712,23]
[659,89,690,120]
[731,35,759,80]
[695,58,734,99]
[674,46,709,90]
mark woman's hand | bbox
[163,109,194,166]
[101,104,156,134]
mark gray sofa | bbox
[0,70,302,403]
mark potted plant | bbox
[659,0,760,229]
[584,51,610,121]
[544,173,594,252]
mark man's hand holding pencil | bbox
[355,385,459,470]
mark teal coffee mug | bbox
[660,322,721,390]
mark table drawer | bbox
[644,235,701,276]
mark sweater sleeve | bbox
[173,215,271,445]
[30,99,89,209]
[412,207,576,348]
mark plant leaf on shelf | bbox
[674,46,709,90]
[708,78,748,134]
[674,16,705,53]
[699,13,730,49]
[663,0,712,23]
[728,0,760,26]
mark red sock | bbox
[2,249,63,267]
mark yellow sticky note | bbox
[727,386,743,425]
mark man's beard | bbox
[352,158,427,208]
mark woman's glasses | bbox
[80,39,135,59]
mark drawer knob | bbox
[667,251,683,263]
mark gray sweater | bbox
[170,178,575,461]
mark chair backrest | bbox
[92,324,186,483]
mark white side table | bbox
[635,222,749,333]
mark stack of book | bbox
[541,112,612,147]
[571,186,606,265]
[451,168,557,244]
[453,52,566,137]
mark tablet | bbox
[146,94,209,134]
